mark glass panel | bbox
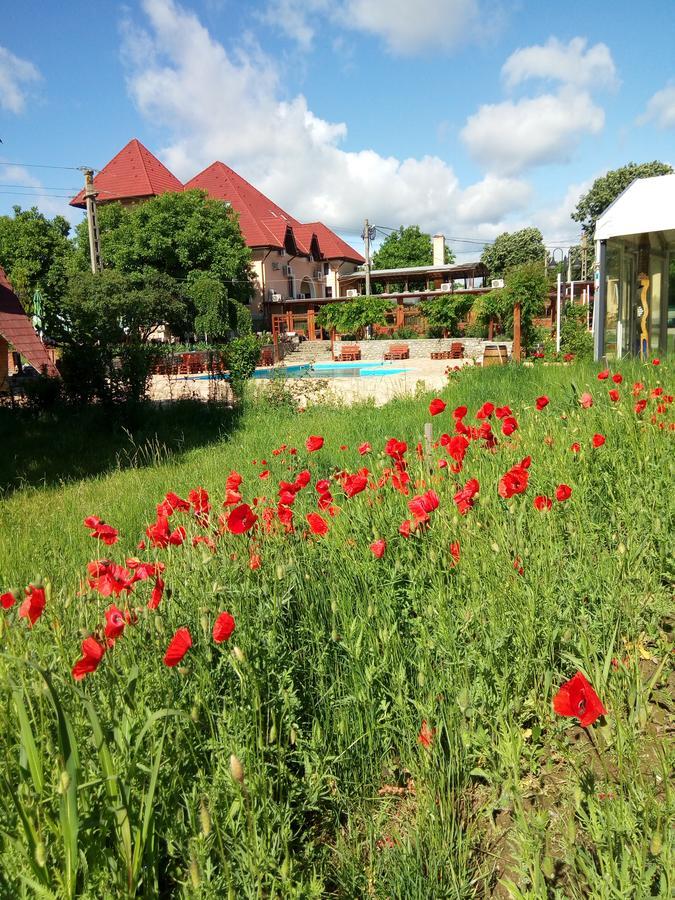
[649,251,665,354]
[604,241,621,358]
[668,254,675,356]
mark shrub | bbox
[316,296,394,338]
[225,334,262,387]
[23,373,62,411]
[561,304,593,360]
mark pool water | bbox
[189,362,409,380]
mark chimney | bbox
[433,233,446,267]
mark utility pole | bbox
[361,219,376,296]
[80,168,102,274]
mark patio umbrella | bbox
[32,288,44,338]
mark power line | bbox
[0,183,79,191]
[0,161,82,171]
[0,190,76,199]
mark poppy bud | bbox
[153,616,165,635]
[289,726,297,745]
[58,771,70,794]
[331,627,339,642]
[190,855,201,888]
[200,614,210,636]
[190,705,200,723]
[541,856,555,879]
[233,645,245,664]
[268,722,277,743]
[229,754,245,784]
[280,854,290,881]
[35,842,47,868]
[566,818,576,843]
[650,832,662,855]
[331,600,338,614]
[199,797,212,836]
[417,671,425,687]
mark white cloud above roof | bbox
[502,37,618,90]
[639,83,675,129]
[0,46,41,114]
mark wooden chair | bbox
[384,343,409,360]
[260,348,274,366]
[450,342,464,359]
[334,344,361,361]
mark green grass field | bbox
[0,361,673,898]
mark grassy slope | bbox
[0,362,673,898]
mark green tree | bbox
[372,225,455,269]
[0,206,74,316]
[572,161,673,238]
[473,261,548,348]
[480,228,546,280]
[420,293,474,337]
[188,271,252,341]
[73,189,254,307]
[316,296,394,338]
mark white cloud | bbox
[261,0,481,55]
[121,0,527,237]
[461,88,604,175]
[457,174,532,224]
[0,164,78,222]
[502,37,618,90]
[639,83,675,129]
[0,46,41,113]
[534,177,594,245]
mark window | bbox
[325,286,333,298]
[323,262,330,275]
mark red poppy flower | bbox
[399,519,412,538]
[370,539,386,558]
[592,433,605,448]
[249,552,261,570]
[632,381,644,396]
[72,636,106,680]
[277,503,294,532]
[193,535,216,552]
[445,435,469,463]
[501,416,518,436]
[227,504,258,534]
[343,473,368,498]
[306,512,329,535]
[316,479,331,494]
[305,435,324,452]
[1,590,17,609]
[533,495,552,511]
[495,405,512,419]
[87,560,134,597]
[553,671,607,727]
[634,399,647,414]
[535,396,549,410]
[164,627,192,667]
[18,585,46,626]
[84,517,119,545]
[384,438,407,461]
[597,369,610,380]
[579,392,593,409]
[358,442,371,455]
[418,720,435,749]
[127,559,164,581]
[570,442,581,453]
[476,401,494,420]
[450,541,460,566]
[652,358,660,366]
[104,604,126,639]
[513,556,524,576]
[213,611,236,643]
[454,478,480,514]
[259,470,270,480]
[188,487,211,518]
[429,398,446,416]
[168,526,186,546]
[147,576,165,610]
[612,373,623,384]
[555,484,572,502]
[498,465,529,499]
[295,470,312,489]
[157,492,190,516]
[608,389,619,402]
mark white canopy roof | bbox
[595,173,675,242]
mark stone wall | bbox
[334,338,512,361]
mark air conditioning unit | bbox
[282,265,293,276]
[345,289,358,298]
[269,291,283,303]
[271,261,280,270]
[491,278,505,288]
[314,270,323,279]
[296,292,306,300]
[440,282,452,291]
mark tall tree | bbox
[0,206,73,313]
[572,161,673,238]
[372,225,455,269]
[73,189,254,307]
[480,228,545,280]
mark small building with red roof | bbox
[72,142,364,327]
[0,266,58,392]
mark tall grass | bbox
[0,360,672,897]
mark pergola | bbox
[338,260,489,294]
[594,174,675,360]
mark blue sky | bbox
[1,0,674,256]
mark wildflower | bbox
[147,577,165,610]
[597,369,610,380]
[418,720,435,749]
[84,516,119,545]
[555,484,572,502]
[608,389,620,402]
[553,671,607,727]
[164,627,193,667]
[72,636,106,680]
[475,401,494,420]
[87,560,133,597]
[306,513,329,536]
[249,552,261,570]
[358,442,371,455]
[652,358,660,366]
[612,373,623,384]
[632,381,645,396]
[19,585,46,626]
[533,495,552,511]
[570,442,581,453]
[513,556,524,575]
[535,396,549,410]
[1,591,17,609]
[188,487,211,521]
[192,535,216,552]
[453,478,480,515]
[634,399,647,415]
[104,605,126,639]
[343,473,368,498]
[446,434,469,463]
[498,464,529,499]
[399,519,412,538]
[592,433,606,448]
[213,611,236,643]
[227,504,258,535]
[449,541,460,566]
[501,416,518,436]
[429,398,446,416]
[579,392,593,409]
[370,539,386,559]
[384,438,407,462]
[305,435,324,452]
[495,405,512,419]
[452,405,467,419]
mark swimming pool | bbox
[188,361,409,380]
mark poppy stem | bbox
[583,725,611,781]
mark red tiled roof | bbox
[70,139,183,208]
[292,224,321,258]
[0,267,58,375]
[304,222,364,263]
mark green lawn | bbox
[0,361,673,898]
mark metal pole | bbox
[363,218,371,296]
[556,272,562,354]
[593,240,607,361]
